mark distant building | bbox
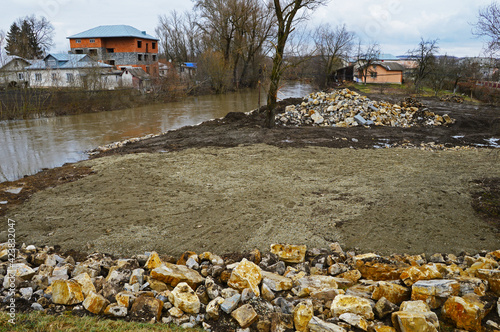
[356,61,405,84]
[25,53,117,89]
[337,53,406,84]
[67,25,159,76]
[179,62,197,80]
[0,56,35,87]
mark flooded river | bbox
[0,82,314,182]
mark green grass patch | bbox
[0,311,201,332]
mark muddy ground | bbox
[1,93,500,258]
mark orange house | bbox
[357,61,404,84]
[67,25,159,76]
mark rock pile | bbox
[276,89,455,128]
[441,95,465,104]
[2,242,500,332]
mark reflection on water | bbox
[0,82,314,182]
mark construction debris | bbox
[276,89,455,128]
[440,95,465,103]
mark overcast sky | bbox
[1,0,494,58]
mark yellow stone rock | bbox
[372,281,410,305]
[206,297,225,320]
[294,300,314,332]
[129,294,163,322]
[400,264,443,287]
[116,291,135,308]
[392,300,439,332]
[442,294,493,332]
[176,251,197,265]
[330,295,374,320]
[83,291,109,314]
[228,258,262,297]
[261,283,275,301]
[486,249,500,261]
[339,313,369,331]
[52,280,84,305]
[354,254,408,281]
[261,271,293,292]
[270,244,307,263]
[148,278,168,292]
[411,279,460,309]
[338,269,361,284]
[391,311,438,332]
[231,304,259,328]
[144,251,163,270]
[463,257,499,277]
[371,323,397,332]
[168,282,201,314]
[475,269,500,296]
[294,275,339,297]
[454,276,488,296]
[73,273,96,297]
[151,262,204,289]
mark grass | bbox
[0,311,201,332]
[345,82,480,103]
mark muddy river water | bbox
[0,82,314,182]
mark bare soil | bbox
[2,93,500,257]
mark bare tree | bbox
[473,2,500,54]
[194,0,274,87]
[408,38,439,93]
[355,41,381,85]
[156,11,201,63]
[313,23,355,88]
[266,0,329,127]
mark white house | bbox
[25,54,119,89]
[0,56,36,87]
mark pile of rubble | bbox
[2,243,500,332]
[276,89,455,128]
[440,95,465,104]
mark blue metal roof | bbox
[67,25,158,40]
[184,62,197,68]
[26,54,112,70]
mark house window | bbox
[137,40,142,48]
[35,73,42,82]
[107,48,114,53]
[144,54,149,61]
[89,49,97,56]
[18,73,24,80]
[75,39,81,43]
[138,54,143,61]
[66,73,74,83]
[152,42,156,49]
[108,60,115,66]
[48,59,57,67]
[152,55,157,61]
[370,72,378,78]
[51,73,57,81]
[90,39,95,43]
[75,49,83,54]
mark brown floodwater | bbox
[0,82,314,182]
